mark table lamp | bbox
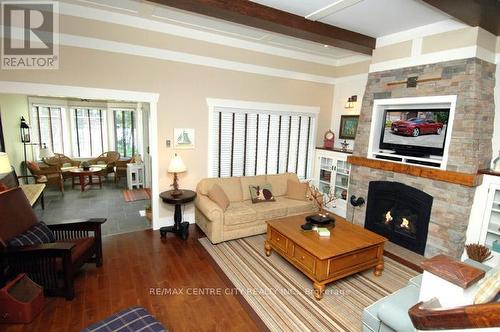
[168,153,187,197]
[39,144,55,161]
[0,153,11,176]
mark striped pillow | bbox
[474,267,500,304]
[8,222,56,247]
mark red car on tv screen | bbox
[390,118,443,137]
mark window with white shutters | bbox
[210,107,316,179]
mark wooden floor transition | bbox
[2,226,263,332]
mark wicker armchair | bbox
[26,161,64,193]
[88,151,120,176]
[43,153,80,180]
[114,158,133,184]
[0,188,106,300]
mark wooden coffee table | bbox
[70,167,103,192]
[265,213,386,300]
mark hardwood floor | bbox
[2,226,263,332]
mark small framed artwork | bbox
[339,115,359,139]
[173,128,195,149]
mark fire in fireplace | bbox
[364,181,433,255]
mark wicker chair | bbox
[43,153,80,180]
[114,158,133,184]
[0,188,106,300]
[26,162,64,194]
[88,151,120,177]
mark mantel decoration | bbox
[339,115,359,140]
[340,140,349,151]
[344,95,357,109]
[323,130,335,149]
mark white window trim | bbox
[206,98,319,178]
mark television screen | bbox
[380,109,450,156]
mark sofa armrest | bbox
[195,195,223,222]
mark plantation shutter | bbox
[211,107,316,179]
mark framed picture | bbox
[339,115,359,139]
[173,128,195,149]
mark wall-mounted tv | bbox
[379,108,450,157]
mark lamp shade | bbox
[39,145,54,159]
[0,153,11,174]
[168,153,187,173]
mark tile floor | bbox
[33,177,151,236]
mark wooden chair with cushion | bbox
[88,151,120,177]
[26,161,64,193]
[43,153,80,180]
[0,188,106,300]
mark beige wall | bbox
[371,41,412,64]
[0,45,334,221]
[0,94,31,175]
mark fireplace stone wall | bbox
[347,58,496,258]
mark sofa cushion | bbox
[266,173,299,197]
[240,175,267,201]
[249,184,275,203]
[276,197,315,215]
[224,202,257,226]
[244,201,287,220]
[286,180,308,201]
[8,221,55,247]
[208,184,230,211]
[377,284,419,332]
[197,177,243,202]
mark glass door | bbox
[334,159,350,201]
[318,156,332,194]
[486,188,500,252]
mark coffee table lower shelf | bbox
[264,220,385,300]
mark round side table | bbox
[159,189,196,240]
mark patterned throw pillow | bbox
[249,184,275,203]
[8,222,56,247]
[474,267,500,304]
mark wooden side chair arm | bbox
[409,299,500,330]
[2,242,75,257]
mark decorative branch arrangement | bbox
[308,183,337,216]
[465,243,492,263]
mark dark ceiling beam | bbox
[147,0,375,55]
[422,0,500,36]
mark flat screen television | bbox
[379,108,450,157]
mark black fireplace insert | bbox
[364,181,433,255]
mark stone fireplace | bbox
[365,181,433,255]
[347,58,496,258]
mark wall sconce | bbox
[344,95,357,109]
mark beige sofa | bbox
[195,173,317,244]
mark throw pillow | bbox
[286,180,308,201]
[8,221,56,247]
[208,184,230,211]
[249,184,275,203]
[474,267,500,304]
[27,161,40,171]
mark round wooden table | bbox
[159,189,196,240]
[70,167,103,192]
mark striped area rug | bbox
[200,235,418,332]
[122,188,151,202]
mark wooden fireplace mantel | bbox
[347,156,482,187]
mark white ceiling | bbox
[250,0,452,37]
[73,0,455,62]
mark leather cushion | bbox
[208,184,230,211]
[8,221,55,247]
